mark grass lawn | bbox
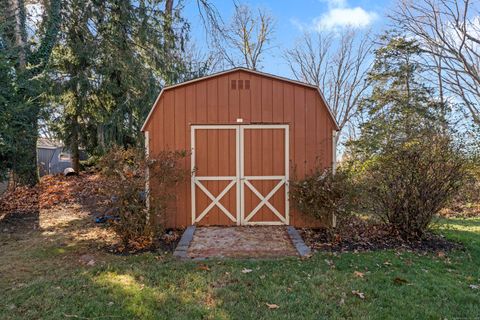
[1,208,479,319]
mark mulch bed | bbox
[106,230,182,255]
[300,217,463,253]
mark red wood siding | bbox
[144,69,337,228]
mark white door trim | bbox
[191,125,240,225]
[240,124,289,225]
[191,124,289,226]
[194,179,237,222]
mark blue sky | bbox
[184,0,394,77]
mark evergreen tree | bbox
[348,32,448,160]
[0,50,16,180]
[0,0,61,186]
[46,0,193,170]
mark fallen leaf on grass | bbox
[242,268,253,273]
[383,261,392,266]
[266,303,280,309]
[469,284,479,290]
[354,271,365,278]
[79,254,95,266]
[352,290,365,299]
[197,264,210,271]
[393,277,408,285]
[404,259,413,266]
[301,253,313,260]
[437,251,446,258]
[325,259,335,267]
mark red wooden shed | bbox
[141,68,339,228]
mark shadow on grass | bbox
[2,236,480,319]
[0,210,39,234]
[2,194,480,320]
[1,255,233,319]
[440,217,480,227]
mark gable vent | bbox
[231,79,250,90]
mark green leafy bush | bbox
[290,166,357,225]
[99,146,188,251]
[359,134,466,239]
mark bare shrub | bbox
[290,166,356,225]
[359,134,466,240]
[99,146,188,252]
[444,160,480,217]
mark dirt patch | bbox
[301,217,463,253]
[187,226,298,259]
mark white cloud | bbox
[323,0,348,8]
[292,0,378,32]
[313,7,378,31]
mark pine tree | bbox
[46,0,192,170]
[0,0,61,186]
[349,32,448,160]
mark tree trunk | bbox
[165,0,173,15]
[21,119,40,185]
[9,0,39,187]
[7,0,60,186]
[12,109,39,186]
[9,0,26,68]
[164,0,174,42]
[97,124,105,152]
[71,114,80,173]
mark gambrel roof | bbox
[141,67,339,132]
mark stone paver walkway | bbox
[185,226,300,259]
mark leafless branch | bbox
[391,0,480,125]
[284,29,373,138]
[215,3,275,70]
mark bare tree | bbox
[181,41,222,80]
[217,3,275,70]
[285,30,373,138]
[158,1,274,72]
[392,0,480,125]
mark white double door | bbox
[191,124,289,226]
